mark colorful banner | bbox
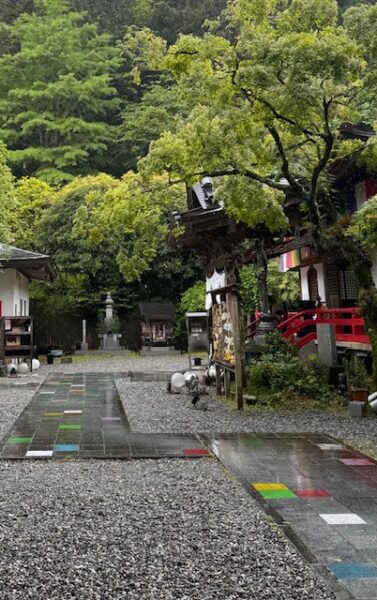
[279,249,301,273]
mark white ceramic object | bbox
[17,362,29,374]
[170,372,186,389]
[32,358,41,370]
[7,363,17,373]
[184,371,197,385]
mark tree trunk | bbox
[256,242,270,314]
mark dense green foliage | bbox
[0,143,16,243]
[240,259,300,314]
[246,332,343,408]
[0,0,120,183]
[0,0,375,354]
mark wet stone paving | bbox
[3,374,377,598]
[0,372,208,460]
[204,432,377,600]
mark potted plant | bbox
[345,355,369,402]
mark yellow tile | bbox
[44,412,63,417]
[252,483,288,491]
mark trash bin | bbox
[47,354,54,365]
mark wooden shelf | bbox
[0,316,33,370]
[5,345,32,350]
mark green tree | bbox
[179,280,206,313]
[73,171,185,282]
[240,260,300,315]
[13,177,55,249]
[0,0,120,184]
[141,0,377,377]
[0,143,16,243]
[72,0,226,43]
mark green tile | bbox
[59,424,81,430]
[239,439,263,446]
[260,489,297,499]
[7,436,33,444]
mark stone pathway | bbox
[206,432,377,600]
[0,372,208,459]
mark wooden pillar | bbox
[228,289,243,410]
[216,364,222,395]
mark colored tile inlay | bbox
[253,483,288,491]
[252,483,297,499]
[261,489,297,499]
[316,443,345,451]
[328,562,377,580]
[59,424,81,430]
[296,489,330,498]
[320,513,366,525]
[26,450,53,458]
[54,444,80,452]
[44,412,63,417]
[7,436,33,444]
[340,458,375,466]
[64,410,83,416]
[183,449,209,456]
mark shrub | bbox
[246,333,344,408]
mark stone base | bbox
[349,401,367,418]
[140,346,181,357]
[75,349,131,356]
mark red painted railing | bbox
[247,308,370,349]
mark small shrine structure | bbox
[139,302,177,353]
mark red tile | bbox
[183,448,209,456]
[296,489,330,498]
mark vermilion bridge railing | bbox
[247,308,370,349]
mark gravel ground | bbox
[44,353,188,375]
[117,379,377,456]
[0,388,35,438]
[0,459,335,600]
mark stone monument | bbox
[80,319,89,352]
[98,293,123,352]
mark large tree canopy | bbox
[0,0,120,184]
[144,0,373,240]
[137,0,377,373]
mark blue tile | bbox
[54,444,80,452]
[328,562,377,579]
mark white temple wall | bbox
[0,269,29,316]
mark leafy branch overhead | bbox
[143,0,376,245]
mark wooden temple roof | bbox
[0,245,55,281]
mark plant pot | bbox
[351,388,368,402]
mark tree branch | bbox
[267,125,306,198]
[169,167,291,191]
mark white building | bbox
[0,245,55,317]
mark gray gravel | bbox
[117,379,377,455]
[0,388,34,437]
[0,459,335,600]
